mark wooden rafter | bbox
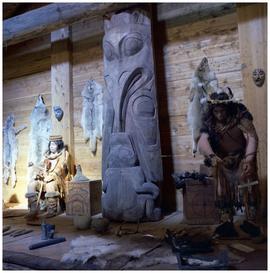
[3,3,136,46]
[3,3,236,47]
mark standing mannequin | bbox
[198,90,259,226]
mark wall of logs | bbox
[3,6,264,215]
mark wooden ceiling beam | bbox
[3,3,136,46]
[3,3,236,47]
[157,3,236,26]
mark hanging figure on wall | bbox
[53,105,64,121]
[252,68,265,87]
[28,95,51,183]
[187,57,220,156]
[25,135,70,219]
[81,79,103,156]
[102,11,163,222]
[3,114,27,188]
[197,88,260,230]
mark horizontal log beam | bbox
[157,3,236,25]
[3,3,136,46]
[3,250,98,270]
[3,3,236,47]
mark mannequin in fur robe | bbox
[27,95,51,182]
[81,80,103,156]
[187,57,220,156]
[3,114,26,187]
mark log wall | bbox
[155,12,244,211]
[3,71,51,204]
[3,10,248,210]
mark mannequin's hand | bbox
[204,154,222,167]
[241,160,256,178]
[44,159,51,171]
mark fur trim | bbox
[25,192,37,198]
[61,234,164,269]
[45,191,60,198]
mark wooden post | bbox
[51,27,74,174]
[236,3,267,216]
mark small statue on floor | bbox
[25,135,70,219]
[197,88,260,235]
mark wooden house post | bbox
[51,26,74,174]
[236,3,267,216]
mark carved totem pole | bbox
[102,11,163,222]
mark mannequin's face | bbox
[49,141,58,153]
[213,105,227,123]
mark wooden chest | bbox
[183,178,219,225]
[66,180,102,217]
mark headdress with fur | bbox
[207,87,241,105]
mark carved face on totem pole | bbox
[102,11,163,222]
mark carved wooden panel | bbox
[183,178,219,224]
[66,180,102,216]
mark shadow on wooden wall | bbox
[152,4,176,214]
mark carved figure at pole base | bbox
[102,11,163,222]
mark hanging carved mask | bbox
[252,69,265,87]
[53,106,64,121]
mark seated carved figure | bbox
[102,133,161,222]
[197,89,259,224]
[25,135,70,218]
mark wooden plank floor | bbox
[3,208,267,270]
